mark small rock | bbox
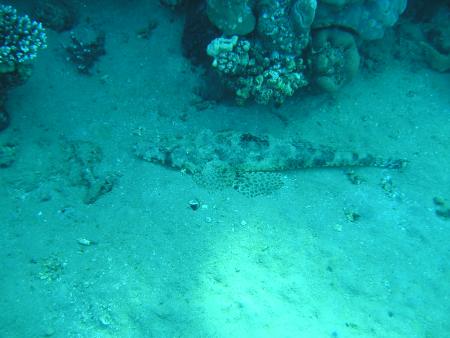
[433,196,450,220]
[77,238,95,246]
[344,209,360,222]
[189,199,200,211]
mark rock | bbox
[433,196,450,220]
[32,0,77,32]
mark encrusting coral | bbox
[207,36,308,105]
[257,0,317,54]
[310,28,360,92]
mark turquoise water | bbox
[1,1,449,337]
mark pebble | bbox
[77,238,93,246]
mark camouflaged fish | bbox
[134,129,407,174]
[134,129,406,197]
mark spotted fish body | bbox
[135,129,407,174]
[282,139,406,171]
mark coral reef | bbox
[0,5,47,130]
[207,36,308,104]
[203,0,315,104]
[182,0,407,104]
[0,5,47,69]
[310,28,360,92]
[257,0,317,54]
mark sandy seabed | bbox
[0,1,449,337]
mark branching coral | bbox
[0,5,46,131]
[0,5,47,73]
